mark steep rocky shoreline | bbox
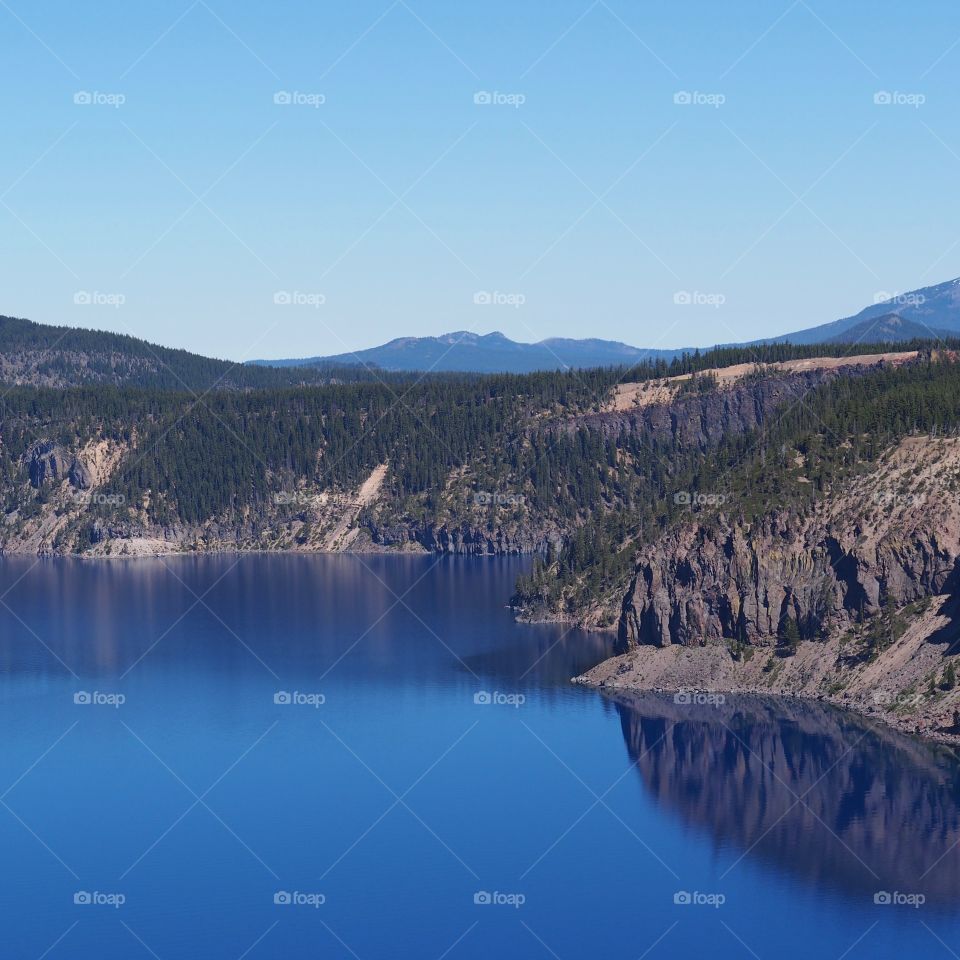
[576,435,960,745]
[576,616,960,746]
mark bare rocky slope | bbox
[578,435,960,743]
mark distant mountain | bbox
[249,331,687,374]
[252,279,960,374]
[773,278,960,345]
[0,315,382,390]
[824,313,954,344]
[6,275,960,389]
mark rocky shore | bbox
[576,592,960,746]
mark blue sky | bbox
[1,0,959,360]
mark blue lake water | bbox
[0,554,958,958]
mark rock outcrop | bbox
[68,457,94,490]
[27,441,71,487]
[26,441,96,491]
[568,365,882,451]
[618,436,960,652]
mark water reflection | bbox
[611,692,960,905]
[0,554,615,691]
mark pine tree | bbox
[778,618,801,657]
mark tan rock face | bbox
[620,437,960,652]
[606,351,917,411]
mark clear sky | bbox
[1,0,959,360]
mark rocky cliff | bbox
[576,435,960,743]
[618,436,960,652]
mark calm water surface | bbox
[0,554,958,958]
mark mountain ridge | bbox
[250,277,960,373]
[249,330,688,374]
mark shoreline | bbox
[577,671,960,748]
[575,624,960,748]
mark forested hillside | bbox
[514,349,960,620]
[0,315,393,390]
[0,333,955,594]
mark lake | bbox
[0,554,957,958]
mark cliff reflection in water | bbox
[612,692,960,903]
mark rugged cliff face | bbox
[619,437,960,652]
[575,367,841,449]
[575,435,960,743]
